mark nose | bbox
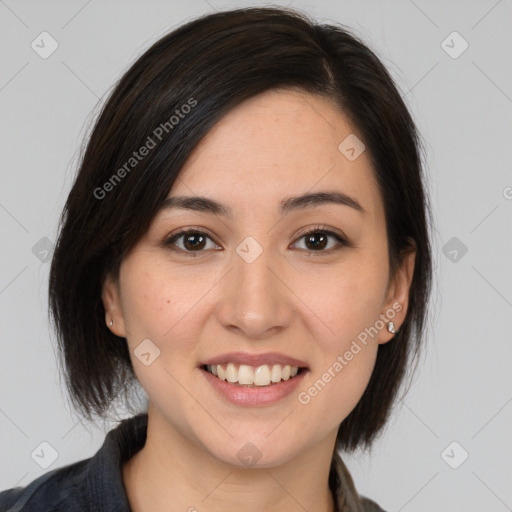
[215,241,292,339]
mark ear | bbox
[377,239,416,345]
[101,272,127,337]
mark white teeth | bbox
[271,364,281,383]
[238,364,254,385]
[206,363,301,386]
[225,363,237,383]
[253,364,271,386]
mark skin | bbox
[102,88,416,512]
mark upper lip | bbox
[201,351,308,368]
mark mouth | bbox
[202,363,307,387]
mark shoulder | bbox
[0,413,148,512]
[360,495,389,512]
[0,458,90,511]
[329,450,390,512]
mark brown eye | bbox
[181,232,207,251]
[163,229,220,255]
[304,232,329,250]
[292,226,347,254]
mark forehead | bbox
[169,89,382,220]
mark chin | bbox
[213,446,295,469]
[199,429,306,470]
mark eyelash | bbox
[162,225,349,257]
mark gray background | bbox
[1,0,511,510]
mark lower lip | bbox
[200,367,308,406]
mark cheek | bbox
[293,256,388,351]
[295,319,378,433]
[315,349,377,431]
[119,253,198,343]
[117,255,203,410]
[291,256,386,414]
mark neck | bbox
[122,406,338,512]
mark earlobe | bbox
[378,242,417,345]
[101,273,127,337]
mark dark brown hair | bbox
[49,6,433,451]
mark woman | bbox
[0,6,432,511]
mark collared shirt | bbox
[0,413,387,512]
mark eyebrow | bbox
[159,191,365,218]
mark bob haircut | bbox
[49,6,433,452]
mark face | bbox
[103,89,415,468]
